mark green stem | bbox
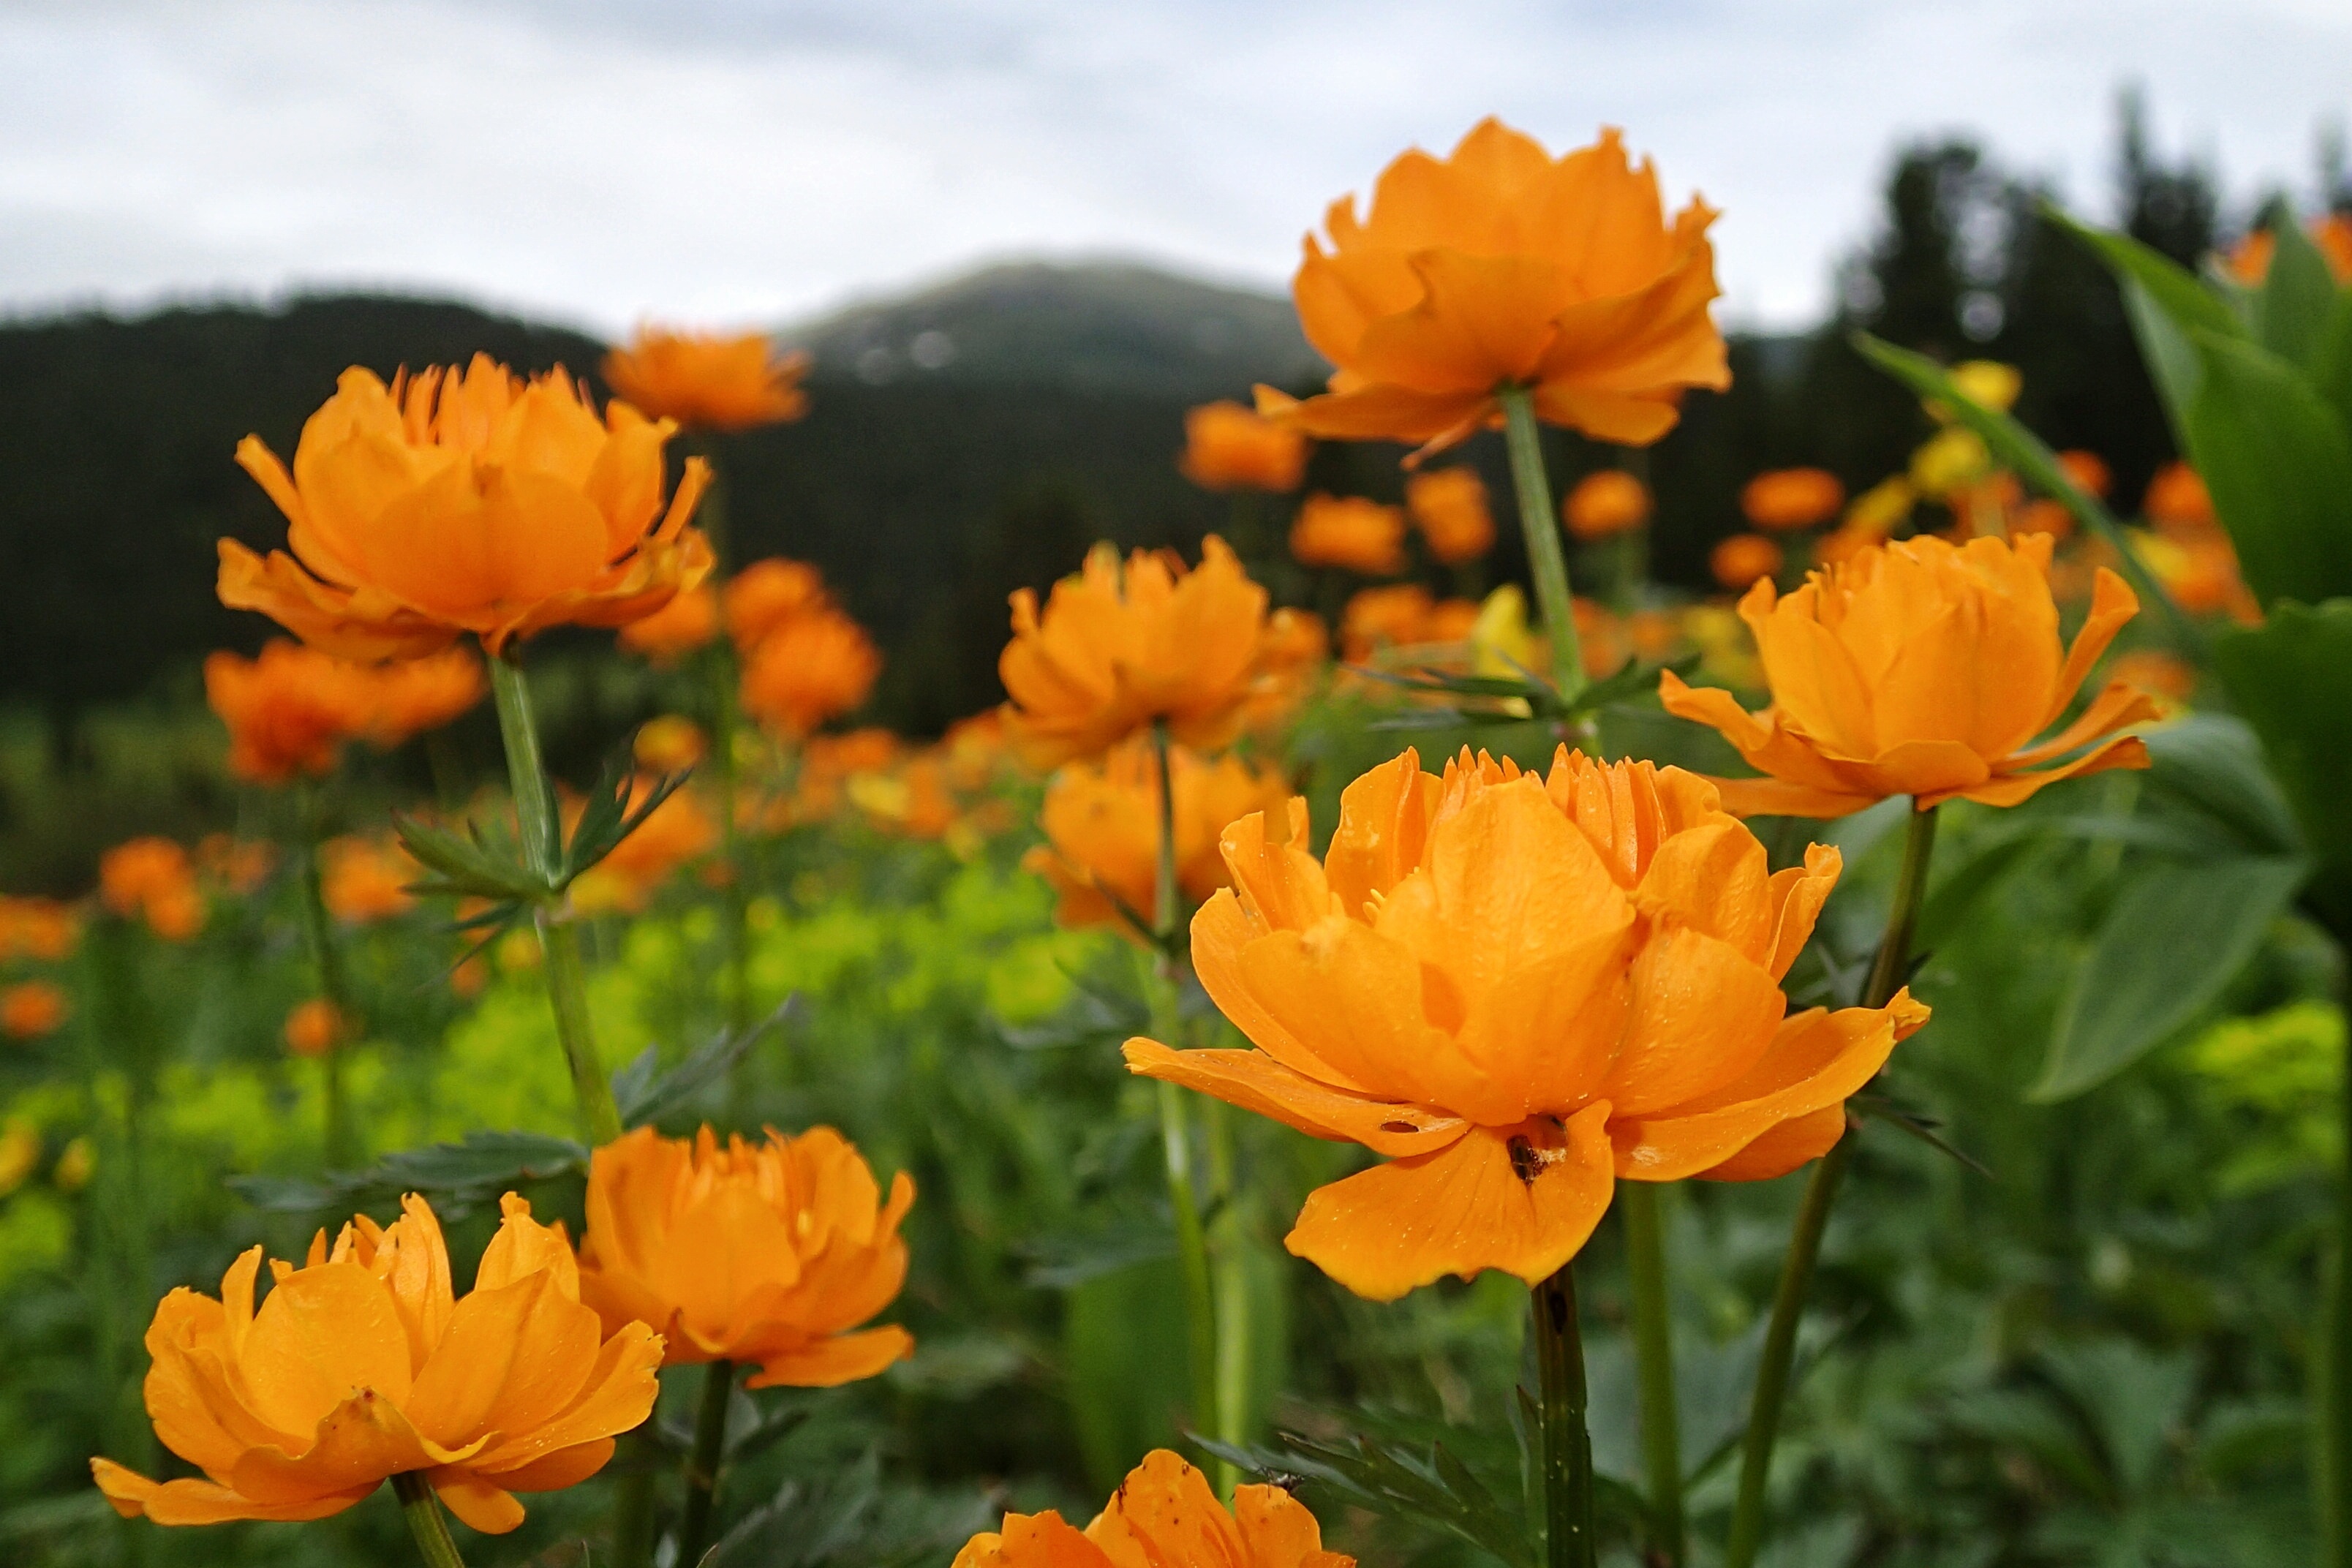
[676,1359,735,1567]
[1497,385,1586,701]
[1621,1183,1684,1567]
[1148,720,1220,1447]
[1724,804,1938,1568]
[1533,1263,1597,1568]
[392,1472,467,1568]
[1207,1099,1250,1499]
[2322,921,2352,1568]
[611,1441,657,1568]
[294,785,358,1170]
[489,651,623,1145]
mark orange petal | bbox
[1234,1482,1341,1568]
[1285,1111,1616,1301]
[476,1437,616,1493]
[428,1469,527,1534]
[1351,249,1578,391]
[1322,750,1436,917]
[2001,680,2163,771]
[1947,734,2151,810]
[1087,1450,1244,1561]
[1121,1039,1469,1156]
[226,1389,448,1506]
[954,1511,1112,1568]
[743,1325,913,1390]
[2042,566,2141,728]
[1526,383,1682,445]
[1695,1104,1847,1183]
[1261,381,1492,448]
[90,1458,374,1525]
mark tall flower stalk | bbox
[1534,1264,1598,1568]
[1497,387,1586,702]
[1724,804,1939,1568]
[1621,1183,1684,1565]
[292,783,357,1169]
[676,1358,736,1567]
[393,1472,468,1568]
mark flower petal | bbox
[1122,1039,1469,1156]
[743,1324,912,1390]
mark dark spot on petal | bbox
[1509,1136,1542,1184]
[1380,1120,1421,1134]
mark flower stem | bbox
[293,784,357,1170]
[1724,803,1938,1568]
[1497,385,1586,703]
[1207,1098,1250,1499]
[488,650,622,1145]
[1148,719,1220,1450]
[392,1471,467,1568]
[1621,1183,1684,1566]
[676,1358,735,1568]
[1533,1262,1597,1568]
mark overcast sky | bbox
[2,0,2345,337]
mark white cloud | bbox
[0,0,2342,334]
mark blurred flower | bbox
[2133,531,2258,622]
[224,357,713,658]
[1926,360,2021,421]
[2225,213,2352,285]
[1709,533,1784,590]
[282,998,344,1058]
[953,1449,1351,1568]
[1739,468,1844,532]
[203,641,374,784]
[1291,494,1407,575]
[616,581,720,666]
[1240,608,1330,733]
[1661,533,2158,816]
[1026,739,1289,934]
[998,538,1269,769]
[1,981,67,1041]
[1179,401,1307,491]
[53,1137,93,1191]
[739,608,882,739]
[602,327,810,431]
[2142,461,2217,534]
[197,835,276,895]
[579,1126,913,1386]
[724,557,831,653]
[1843,477,1915,539]
[569,780,717,914]
[1405,467,1496,563]
[1468,584,1539,679]
[1908,427,1991,499]
[365,647,485,747]
[0,1120,36,1196]
[1341,585,1438,661]
[802,728,900,779]
[1627,607,1683,663]
[2056,449,2111,500]
[321,837,416,924]
[633,715,707,774]
[100,839,204,942]
[2013,499,2074,540]
[1126,747,1926,1300]
[2108,649,2197,706]
[941,711,1010,791]
[1562,470,1651,540]
[92,1192,661,1531]
[1259,120,1726,456]
[0,897,80,962]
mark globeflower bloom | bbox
[1026,738,1291,934]
[1180,401,1308,492]
[223,357,713,658]
[1291,493,1407,575]
[1126,747,1926,1300]
[365,647,484,747]
[616,581,720,664]
[601,327,810,432]
[0,897,80,962]
[569,779,717,915]
[1564,470,1651,541]
[204,642,373,784]
[100,839,205,942]
[1740,469,1844,532]
[954,1450,1352,1568]
[725,557,831,653]
[1,980,68,1041]
[91,1192,662,1531]
[1710,533,1784,590]
[282,998,344,1058]
[321,837,417,924]
[1258,119,1727,456]
[739,608,882,738]
[1405,466,1496,563]
[998,537,1270,769]
[1660,533,2157,817]
[578,1125,915,1387]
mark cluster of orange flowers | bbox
[206,641,483,785]
[628,557,883,740]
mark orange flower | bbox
[1405,467,1496,563]
[2056,450,2111,501]
[1125,747,1925,1300]
[2134,531,2257,622]
[223,357,713,659]
[0,897,80,962]
[2141,461,2217,535]
[1740,469,1844,532]
[2225,213,2352,285]
[91,1192,660,1532]
[2013,500,2074,540]
[1026,738,1291,933]
[1710,534,1784,590]
[998,538,1270,769]
[1291,493,1407,575]
[322,837,416,924]
[1180,401,1308,492]
[578,1126,913,1386]
[601,327,810,431]
[633,715,707,774]
[197,835,277,895]
[99,839,204,942]
[204,642,374,784]
[954,1449,1351,1568]
[569,780,717,914]
[1258,120,1727,456]
[366,647,485,747]
[1341,584,1437,661]
[283,999,344,1058]
[2108,649,2196,704]
[1564,471,1651,540]
[1660,533,2157,817]
[1241,608,1331,732]
[725,558,831,653]
[941,710,1010,790]
[739,608,881,739]
[616,581,720,666]
[1,980,68,1041]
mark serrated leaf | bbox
[228,1130,589,1216]
[612,998,799,1128]
[2183,329,2352,608]
[393,814,544,903]
[562,751,693,887]
[1199,1430,1537,1566]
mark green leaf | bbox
[2308,292,2352,467]
[2049,208,2244,438]
[2183,330,2352,607]
[1851,333,2202,653]
[2254,216,2345,367]
[2211,598,2352,935]
[227,1129,589,1217]
[2140,713,2303,856]
[611,998,798,1128]
[562,750,692,887]
[2032,855,2306,1101]
[393,813,543,904]
[1200,1429,1538,1567]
